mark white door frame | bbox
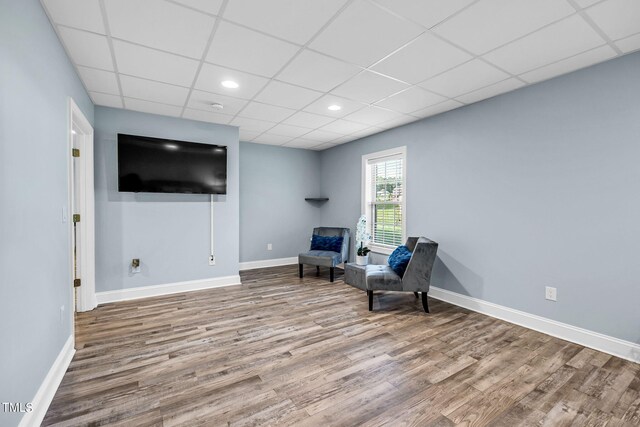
[68,98,96,313]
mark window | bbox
[362,147,406,253]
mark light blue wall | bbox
[320,52,640,344]
[239,142,321,263]
[0,0,94,425]
[94,107,239,292]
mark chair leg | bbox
[330,267,334,282]
[367,290,373,311]
[414,292,419,299]
[299,264,303,278]
[316,266,320,276]
[421,292,429,313]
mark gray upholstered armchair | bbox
[366,237,438,312]
[299,227,350,282]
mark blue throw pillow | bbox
[311,235,344,252]
[388,245,412,277]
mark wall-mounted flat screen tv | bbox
[118,133,227,194]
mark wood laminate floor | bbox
[44,265,640,426]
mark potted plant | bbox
[355,215,371,265]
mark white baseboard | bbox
[19,335,75,427]
[239,257,298,271]
[96,275,242,305]
[429,286,640,364]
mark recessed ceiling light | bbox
[328,105,342,111]
[210,102,224,110]
[165,143,179,150]
[221,80,239,89]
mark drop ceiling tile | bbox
[419,59,509,98]
[195,63,270,99]
[434,0,575,55]
[379,114,419,129]
[483,15,606,75]
[331,71,409,104]
[124,98,183,117]
[206,22,300,77]
[90,92,123,108]
[187,90,248,115]
[309,0,423,67]
[574,0,601,7]
[230,116,277,133]
[319,119,369,134]
[585,0,640,41]
[349,126,384,138]
[171,0,223,15]
[375,87,447,114]
[119,75,189,106]
[371,33,472,84]
[239,129,260,141]
[302,129,342,142]
[252,133,291,145]
[254,81,323,110]
[343,106,405,126]
[238,102,296,122]
[331,135,357,144]
[313,142,340,151]
[182,108,233,124]
[104,0,215,59]
[268,123,314,138]
[42,0,105,34]
[58,27,114,70]
[456,78,525,104]
[412,99,464,118]
[77,66,119,95]
[371,0,476,29]
[113,40,199,87]
[224,0,348,45]
[519,45,617,83]
[277,50,361,92]
[282,111,336,128]
[282,138,320,149]
[615,33,640,53]
[303,95,366,118]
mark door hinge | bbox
[73,214,81,223]
[74,278,81,287]
[72,148,80,157]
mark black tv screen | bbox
[118,134,227,194]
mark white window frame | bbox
[361,146,407,255]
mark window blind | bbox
[369,157,403,247]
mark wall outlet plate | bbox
[267,243,272,251]
[545,286,557,301]
[209,255,216,266]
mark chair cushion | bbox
[388,245,412,278]
[299,250,342,267]
[310,234,344,252]
[365,265,402,291]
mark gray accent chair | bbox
[299,227,350,282]
[366,237,438,312]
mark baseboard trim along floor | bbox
[95,275,242,305]
[429,286,640,364]
[239,257,299,271]
[19,335,75,427]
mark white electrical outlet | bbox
[60,305,65,323]
[209,255,216,266]
[267,243,272,251]
[545,286,557,301]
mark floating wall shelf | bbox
[305,198,329,202]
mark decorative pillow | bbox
[388,245,412,278]
[311,234,344,253]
